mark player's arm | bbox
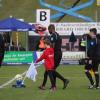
[36,51,45,63]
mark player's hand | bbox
[34,62,38,66]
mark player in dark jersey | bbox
[85,28,100,89]
[48,24,69,89]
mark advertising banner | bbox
[29,23,100,36]
[3,51,33,65]
[55,23,100,35]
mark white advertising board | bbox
[29,22,100,36]
[55,23,100,35]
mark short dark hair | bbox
[48,24,55,30]
[90,28,97,34]
[44,39,51,46]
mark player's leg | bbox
[42,71,48,86]
[85,61,94,89]
[54,51,69,89]
[48,70,56,91]
[39,71,48,90]
[92,61,99,89]
[53,70,69,89]
[54,51,62,69]
[54,51,64,83]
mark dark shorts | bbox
[54,51,62,69]
[85,60,99,71]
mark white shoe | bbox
[95,86,100,89]
[88,85,94,89]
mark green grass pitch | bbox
[0,65,100,100]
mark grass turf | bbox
[0,65,100,100]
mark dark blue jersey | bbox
[87,38,96,50]
[87,35,100,61]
